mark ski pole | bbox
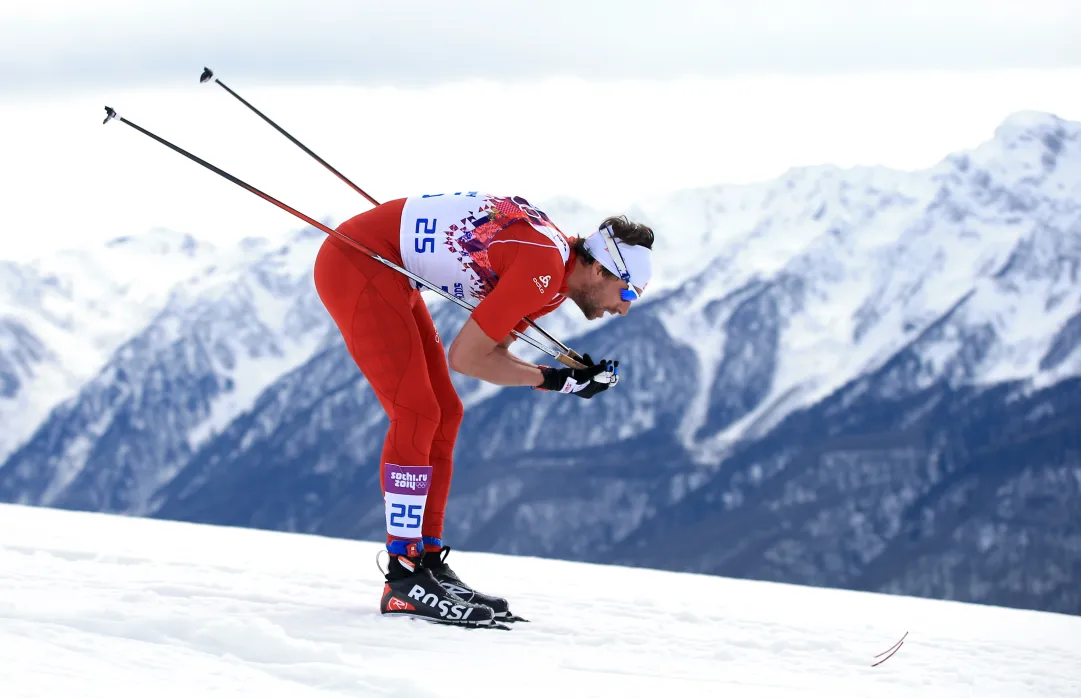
[197,66,586,364]
[101,106,587,370]
[198,67,380,208]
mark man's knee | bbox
[396,390,442,428]
[439,393,464,432]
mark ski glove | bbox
[535,355,619,399]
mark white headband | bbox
[582,227,653,291]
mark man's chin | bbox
[571,300,601,320]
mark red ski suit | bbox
[313,196,576,547]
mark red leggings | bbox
[312,199,462,547]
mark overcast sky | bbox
[3,0,1079,93]
[1,0,1079,261]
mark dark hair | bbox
[572,215,655,274]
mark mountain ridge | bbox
[2,109,1079,614]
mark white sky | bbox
[4,0,1079,89]
[1,0,1079,261]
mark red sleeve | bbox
[471,222,566,343]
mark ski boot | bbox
[423,546,528,623]
[379,550,506,629]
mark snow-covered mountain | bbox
[2,110,1079,615]
[0,227,331,513]
[0,229,286,461]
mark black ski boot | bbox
[379,553,505,629]
[423,547,528,622]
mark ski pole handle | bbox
[556,353,587,369]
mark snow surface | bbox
[1,503,1078,698]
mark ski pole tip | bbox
[200,67,214,84]
[102,106,117,124]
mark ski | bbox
[386,613,512,631]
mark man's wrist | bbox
[534,365,553,390]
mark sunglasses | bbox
[598,226,641,302]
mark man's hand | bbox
[535,356,618,399]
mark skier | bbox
[312,192,654,627]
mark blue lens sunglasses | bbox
[599,226,641,302]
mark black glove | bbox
[535,355,619,399]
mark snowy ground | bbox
[1,504,1078,698]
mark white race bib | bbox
[399,192,570,303]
